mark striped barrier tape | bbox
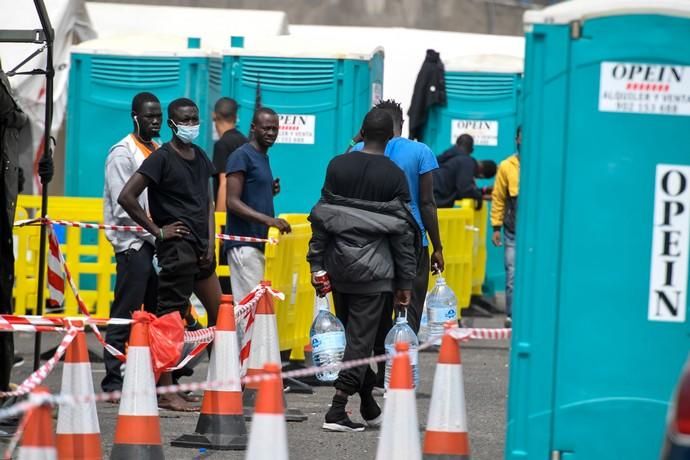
[14,217,278,244]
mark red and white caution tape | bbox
[14,217,278,244]
[453,327,512,341]
[0,327,79,399]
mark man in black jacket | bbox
[308,109,420,432]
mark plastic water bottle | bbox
[426,275,458,344]
[309,295,346,382]
[418,297,430,343]
[384,309,420,389]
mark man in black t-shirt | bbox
[212,97,247,211]
[308,109,420,432]
[119,97,222,412]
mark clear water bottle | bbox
[418,297,430,343]
[384,309,420,389]
[309,295,346,382]
[426,275,458,344]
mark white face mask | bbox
[172,121,200,144]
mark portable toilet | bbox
[507,1,690,459]
[220,36,384,213]
[422,54,522,296]
[65,35,219,198]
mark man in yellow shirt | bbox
[491,126,521,328]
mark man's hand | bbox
[492,229,503,247]
[430,250,444,274]
[273,178,281,196]
[311,272,331,297]
[199,245,214,270]
[268,217,291,234]
[38,154,54,185]
[161,221,190,240]
[395,289,412,307]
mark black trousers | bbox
[156,239,215,317]
[373,247,429,386]
[0,181,14,392]
[333,290,393,395]
[102,243,158,392]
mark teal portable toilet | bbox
[507,1,690,459]
[422,54,523,296]
[66,35,217,198]
[220,37,384,212]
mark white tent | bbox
[0,0,95,193]
[85,2,289,48]
[289,25,525,139]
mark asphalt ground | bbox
[1,315,509,459]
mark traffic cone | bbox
[110,314,163,460]
[172,294,248,450]
[243,281,306,422]
[56,328,102,459]
[375,342,421,460]
[245,363,288,460]
[18,386,57,460]
[423,327,470,459]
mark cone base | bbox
[423,455,470,460]
[171,432,248,451]
[110,444,164,460]
[243,389,307,423]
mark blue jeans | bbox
[504,230,515,317]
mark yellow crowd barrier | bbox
[12,195,488,360]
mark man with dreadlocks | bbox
[349,99,443,391]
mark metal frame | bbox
[1,0,55,371]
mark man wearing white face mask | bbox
[119,97,222,411]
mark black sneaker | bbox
[360,392,382,428]
[322,414,366,432]
[12,356,24,368]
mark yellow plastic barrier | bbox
[429,206,475,309]
[13,195,114,317]
[455,199,488,296]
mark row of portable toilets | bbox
[63,1,690,458]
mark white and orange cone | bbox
[110,314,163,460]
[56,327,102,459]
[243,281,306,422]
[376,342,421,460]
[18,386,57,460]
[172,294,247,450]
[245,363,288,460]
[423,327,470,459]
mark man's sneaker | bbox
[504,316,513,328]
[12,356,24,368]
[322,414,365,432]
[360,394,382,428]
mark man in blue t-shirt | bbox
[351,99,444,332]
[225,107,291,302]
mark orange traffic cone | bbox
[18,386,56,460]
[110,315,163,459]
[56,328,102,459]
[423,327,470,459]
[245,363,288,460]
[376,342,421,460]
[243,281,306,422]
[172,294,247,450]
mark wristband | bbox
[349,139,358,147]
[159,228,164,240]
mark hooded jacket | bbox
[408,49,447,141]
[307,190,421,295]
[433,146,481,208]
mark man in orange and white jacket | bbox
[491,126,521,328]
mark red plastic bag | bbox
[146,311,184,379]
